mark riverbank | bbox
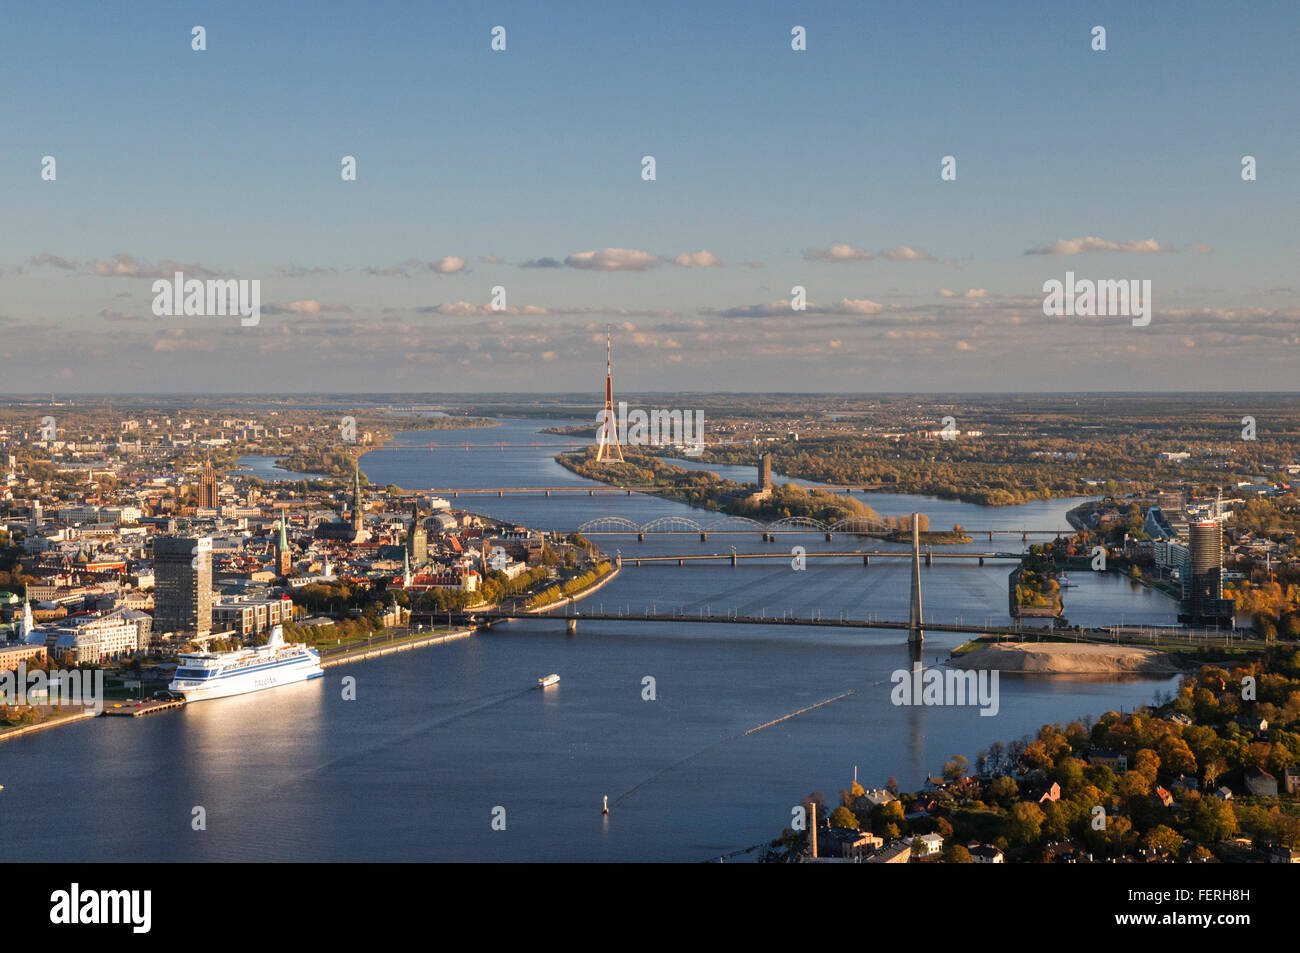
[523,561,621,614]
[318,627,475,667]
[0,707,99,743]
[952,641,1185,675]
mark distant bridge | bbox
[619,550,1023,566]
[570,515,1070,542]
[466,606,1025,637]
[458,607,1263,650]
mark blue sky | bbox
[2,0,1297,392]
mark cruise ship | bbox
[168,626,324,702]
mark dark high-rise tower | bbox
[1180,517,1235,627]
[154,535,212,639]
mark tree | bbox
[1189,795,1237,844]
[1203,758,1227,790]
[943,844,973,863]
[1118,770,1151,801]
[988,776,1019,805]
[828,806,860,830]
[1158,736,1197,776]
[1007,802,1045,846]
[1134,748,1161,784]
[942,755,969,783]
[1142,824,1184,857]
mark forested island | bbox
[559,449,968,540]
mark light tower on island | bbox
[594,324,625,464]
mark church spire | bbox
[352,458,363,532]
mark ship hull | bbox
[170,655,324,702]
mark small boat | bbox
[538,674,560,688]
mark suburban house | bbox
[1088,749,1128,773]
[913,833,944,858]
[1284,766,1300,796]
[969,844,1005,863]
[1032,781,1062,805]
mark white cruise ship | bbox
[169,626,324,702]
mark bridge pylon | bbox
[908,513,924,648]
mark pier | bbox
[102,698,185,717]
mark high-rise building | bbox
[197,460,219,509]
[759,452,773,492]
[153,535,213,639]
[1179,519,1235,627]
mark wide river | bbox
[2,417,1181,861]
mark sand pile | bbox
[955,642,1183,675]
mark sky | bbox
[1,0,1297,393]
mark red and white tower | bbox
[595,324,624,463]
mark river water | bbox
[0,417,1181,862]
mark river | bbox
[0,416,1181,861]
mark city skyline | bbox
[3,0,1297,392]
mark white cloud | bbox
[1025,236,1171,256]
[804,243,936,263]
[671,250,723,268]
[879,246,936,262]
[565,248,662,271]
[430,256,468,274]
[804,243,874,262]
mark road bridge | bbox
[619,550,1023,566]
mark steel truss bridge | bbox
[572,514,1069,542]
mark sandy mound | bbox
[955,642,1183,675]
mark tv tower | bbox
[595,324,624,463]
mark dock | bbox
[102,698,186,717]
